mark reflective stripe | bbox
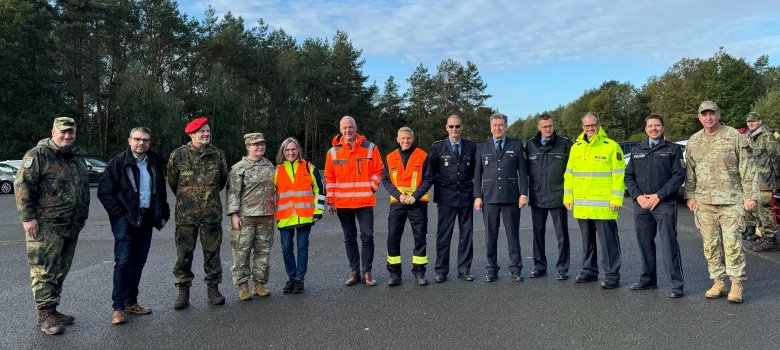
[412,255,428,265]
[294,203,315,209]
[611,190,624,196]
[387,256,401,264]
[565,168,573,174]
[564,189,573,194]
[335,192,374,198]
[363,141,375,159]
[370,174,381,183]
[327,191,336,197]
[315,194,326,201]
[276,202,294,211]
[328,182,372,188]
[573,199,611,207]
[315,203,325,210]
[572,171,612,177]
[612,169,623,174]
[411,171,418,194]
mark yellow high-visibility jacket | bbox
[563,127,625,220]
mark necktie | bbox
[454,144,460,161]
[497,140,503,153]
[541,138,547,145]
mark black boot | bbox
[743,225,756,240]
[207,283,225,305]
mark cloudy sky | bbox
[179,0,780,122]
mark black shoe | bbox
[415,274,428,286]
[629,282,658,291]
[293,280,304,294]
[283,280,295,294]
[555,271,569,280]
[511,273,524,282]
[600,280,620,289]
[484,273,498,282]
[669,290,684,298]
[457,273,475,281]
[387,275,402,286]
[529,269,547,278]
[575,273,598,283]
[434,274,447,283]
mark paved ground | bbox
[1,187,780,350]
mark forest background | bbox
[3,0,780,166]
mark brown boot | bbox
[252,282,270,297]
[362,272,377,286]
[238,283,252,301]
[37,308,74,326]
[207,283,225,305]
[38,309,64,335]
[345,272,361,286]
[173,286,190,310]
[750,237,778,252]
[111,310,126,325]
[728,278,744,303]
[704,278,728,299]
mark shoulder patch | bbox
[616,153,623,161]
[680,159,686,169]
[23,156,34,168]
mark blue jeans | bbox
[112,217,153,310]
[279,226,311,281]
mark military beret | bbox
[184,117,208,133]
[698,101,719,113]
[244,132,266,145]
[746,112,762,121]
[53,117,76,131]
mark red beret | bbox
[185,117,208,133]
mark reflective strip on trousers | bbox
[412,255,428,265]
[387,256,401,264]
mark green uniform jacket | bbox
[167,142,228,224]
[746,124,780,190]
[14,138,90,238]
[227,156,276,217]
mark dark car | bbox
[85,158,107,184]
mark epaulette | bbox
[432,140,443,145]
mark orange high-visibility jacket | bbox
[324,133,384,208]
[275,160,325,227]
[385,148,431,203]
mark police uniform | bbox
[624,136,685,293]
[429,137,476,278]
[526,131,571,277]
[474,136,528,279]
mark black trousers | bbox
[531,206,570,273]
[387,202,428,276]
[578,219,621,281]
[435,204,473,275]
[482,203,522,274]
[337,207,375,274]
[633,201,684,291]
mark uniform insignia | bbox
[23,156,33,168]
[617,153,623,161]
[506,150,515,154]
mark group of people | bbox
[14,99,775,336]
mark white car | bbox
[0,163,17,194]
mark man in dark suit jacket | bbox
[429,114,477,283]
[474,113,529,282]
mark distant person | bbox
[167,117,228,309]
[98,127,170,324]
[274,137,325,293]
[743,112,780,251]
[382,127,433,286]
[15,117,90,334]
[429,114,477,283]
[227,133,276,300]
[324,116,384,286]
[624,115,685,298]
[563,112,625,289]
[685,101,759,303]
[525,114,572,280]
[474,113,528,282]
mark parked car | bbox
[1,160,22,169]
[618,141,641,166]
[2,158,105,184]
[0,163,17,194]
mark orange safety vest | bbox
[325,133,384,208]
[276,161,316,221]
[386,148,431,203]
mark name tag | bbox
[506,150,515,154]
[529,155,538,160]
[633,153,647,159]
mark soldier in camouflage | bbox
[167,117,228,309]
[227,133,276,300]
[15,117,90,335]
[743,112,780,251]
[685,101,759,304]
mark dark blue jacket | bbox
[526,132,571,208]
[624,136,685,202]
[474,137,528,204]
[428,137,476,207]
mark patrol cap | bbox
[746,112,762,121]
[184,117,208,133]
[698,101,719,113]
[244,132,266,145]
[53,117,76,131]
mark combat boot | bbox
[742,225,756,240]
[750,237,778,252]
[252,282,270,297]
[38,309,64,335]
[173,286,190,310]
[207,283,225,305]
[728,278,743,303]
[704,278,728,299]
[37,308,74,326]
[238,282,251,301]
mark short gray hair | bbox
[447,114,463,124]
[129,127,151,138]
[489,113,508,124]
[398,126,414,137]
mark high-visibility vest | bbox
[276,161,316,222]
[324,133,384,208]
[386,148,431,203]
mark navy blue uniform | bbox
[429,138,476,276]
[474,137,528,276]
[624,136,685,292]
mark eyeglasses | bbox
[132,137,151,143]
[539,125,553,129]
[447,125,462,129]
[582,124,598,129]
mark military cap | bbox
[746,112,762,121]
[185,117,209,133]
[698,101,719,113]
[244,132,266,145]
[53,117,76,131]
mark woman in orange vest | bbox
[274,137,325,293]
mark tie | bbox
[454,144,460,161]
[496,140,503,153]
[650,141,657,148]
[541,138,547,146]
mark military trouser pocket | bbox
[26,229,44,243]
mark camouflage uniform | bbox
[685,125,759,281]
[226,156,276,285]
[15,138,90,309]
[744,123,780,238]
[167,142,228,287]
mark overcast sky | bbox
[179,0,780,123]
